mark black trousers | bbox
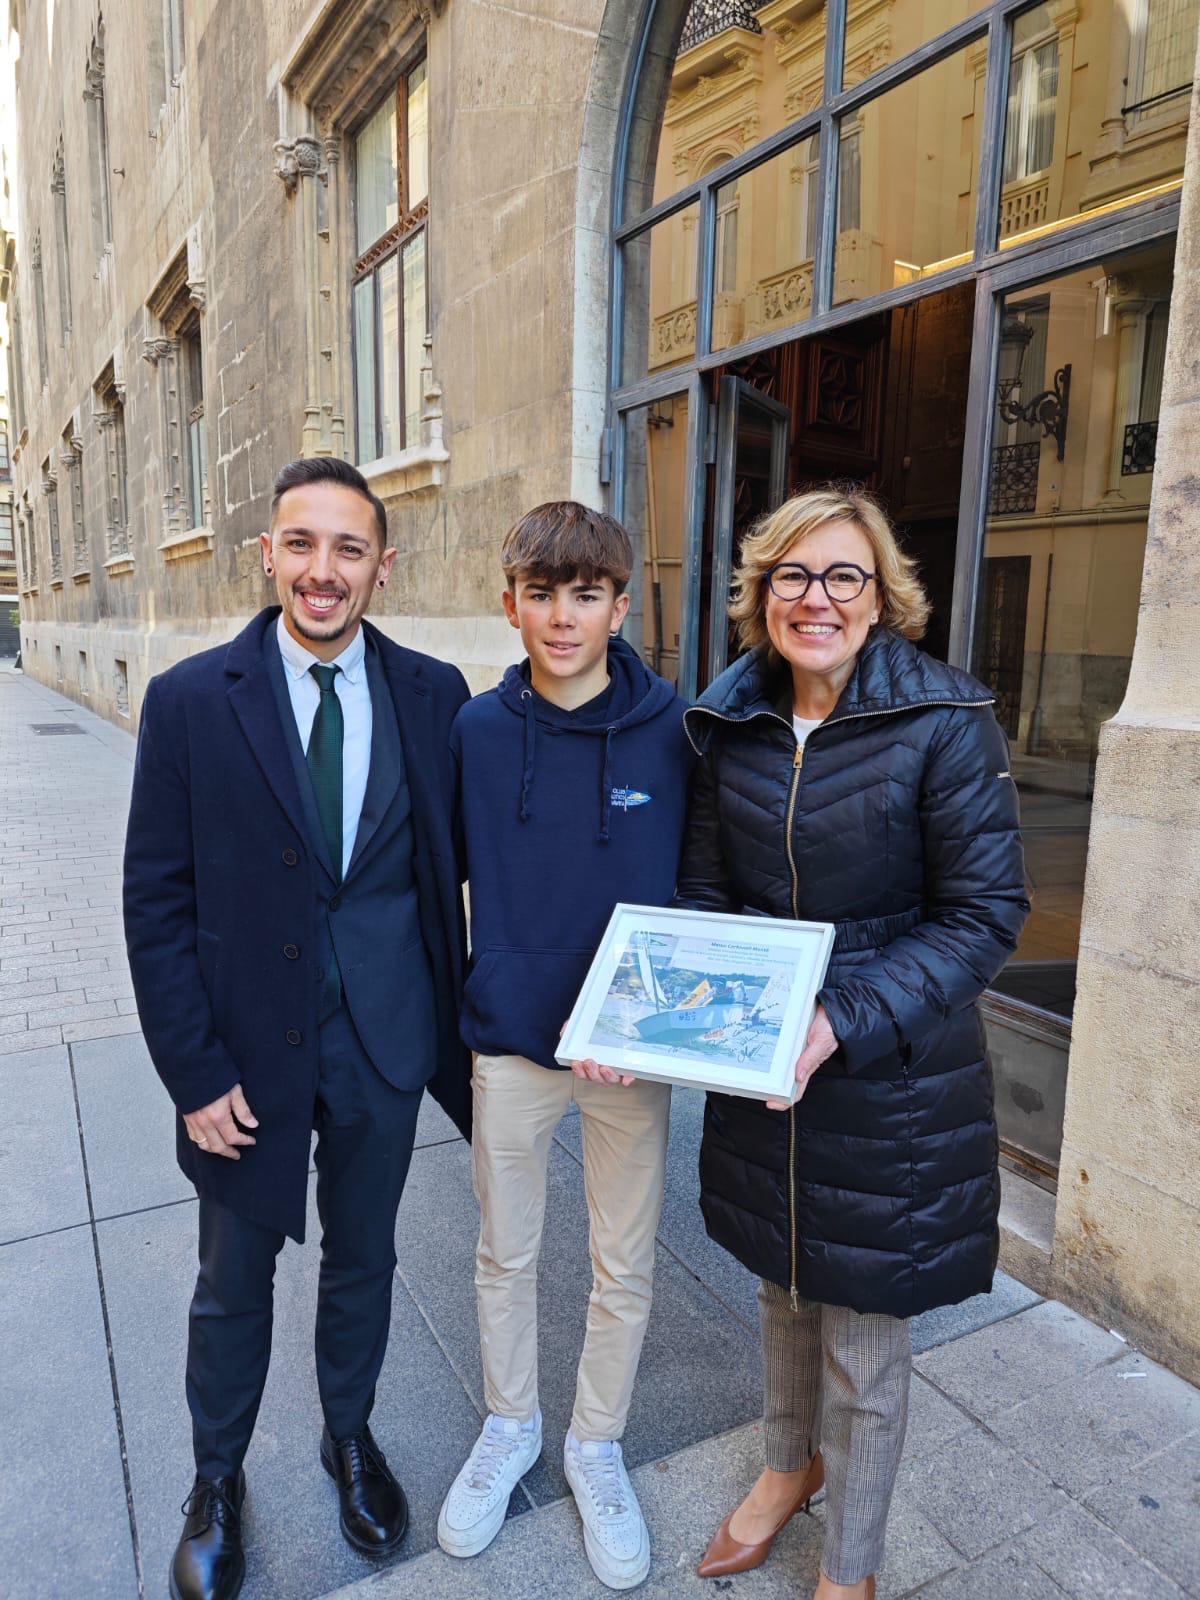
[185,1005,423,1479]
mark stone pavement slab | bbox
[914,1298,1123,1420]
[0,1227,140,1598]
[898,1426,1070,1559]
[1015,1501,1191,1600]
[1082,1432,1200,1595]
[72,1029,193,1218]
[990,1348,1200,1496]
[0,1042,89,1242]
[97,1169,494,1600]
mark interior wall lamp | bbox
[997,315,1071,461]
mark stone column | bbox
[1050,57,1200,1383]
[1103,281,1153,496]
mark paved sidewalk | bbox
[2,660,1197,1600]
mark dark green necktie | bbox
[307,664,344,883]
[308,663,344,1019]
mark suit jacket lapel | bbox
[347,645,403,878]
[226,614,339,886]
[365,622,436,865]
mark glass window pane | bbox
[407,60,429,209]
[999,0,1196,247]
[622,201,701,385]
[637,1,828,214]
[379,254,401,458]
[711,135,819,354]
[619,392,693,688]
[834,44,984,306]
[402,231,427,447]
[843,0,991,89]
[355,95,398,255]
[973,241,1174,1020]
[353,277,377,462]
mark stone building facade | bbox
[7,0,1200,1382]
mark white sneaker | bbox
[563,1432,651,1590]
[437,1412,543,1558]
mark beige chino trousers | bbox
[471,1052,671,1442]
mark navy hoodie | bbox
[450,637,695,1070]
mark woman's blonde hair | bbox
[729,484,930,655]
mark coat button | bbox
[329,894,342,912]
[285,1028,302,1045]
[283,944,299,960]
[282,848,299,866]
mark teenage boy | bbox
[439,503,693,1589]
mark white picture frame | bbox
[556,904,835,1102]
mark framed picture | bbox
[556,904,835,1103]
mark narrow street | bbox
[1,660,1197,1600]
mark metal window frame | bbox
[350,53,430,460]
[609,0,1184,671]
[606,0,1187,1050]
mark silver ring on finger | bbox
[197,1137,210,1148]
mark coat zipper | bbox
[687,693,992,1315]
[784,738,804,1311]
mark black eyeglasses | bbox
[766,562,876,603]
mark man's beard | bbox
[289,592,353,644]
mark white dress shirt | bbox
[276,616,372,878]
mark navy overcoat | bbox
[677,628,1030,1319]
[123,607,472,1242]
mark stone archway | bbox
[568,0,691,504]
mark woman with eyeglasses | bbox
[679,486,1029,1600]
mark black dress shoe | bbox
[169,1471,246,1600]
[320,1425,408,1555]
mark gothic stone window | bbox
[95,362,131,560]
[42,456,62,585]
[0,500,13,568]
[60,423,88,579]
[84,21,114,255]
[51,140,73,340]
[352,54,429,462]
[145,245,209,542]
[32,234,49,387]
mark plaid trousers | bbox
[759,1278,912,1585]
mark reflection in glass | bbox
[843,0,991,89]
[622,202,701,385]
[354,96,398,254]
[998,0,1197,247]
[974,243,1173,1019]
[378,255,401,458]
[711,136,820,353]
[834,45,984,304]
[402,233,427,447]
[353,278,376,463]
[646,0,828,210]
[407,60,429,208]
[620,393,692,686]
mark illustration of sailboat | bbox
[633,936,756,1043]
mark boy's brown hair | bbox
[501,501,634,595]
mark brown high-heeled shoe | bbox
[697,1451,825,1577]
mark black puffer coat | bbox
[678,628,1029,1319]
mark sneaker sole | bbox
[580,1524,651,1591]
[436,1434,543,1559]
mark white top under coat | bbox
[276,616,372,877]
[793,715,822,751]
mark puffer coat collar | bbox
[685,626,993,752]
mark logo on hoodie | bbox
[610,787,652,811]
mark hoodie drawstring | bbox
[519,689,537,822]
[598,727,615,844]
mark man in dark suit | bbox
[123,457,471,1600]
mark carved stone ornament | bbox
[274,135,324,194]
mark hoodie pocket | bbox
[463,946,596,1062]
